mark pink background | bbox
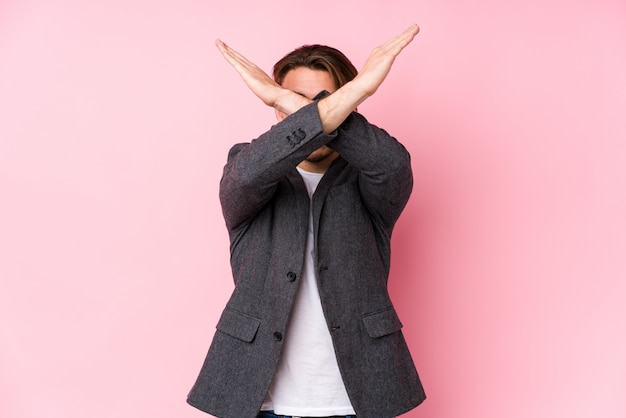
[1,0,625,417]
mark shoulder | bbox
[226,142,249,161]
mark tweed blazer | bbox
[187,101,426,418]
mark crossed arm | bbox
[215,24,419,133]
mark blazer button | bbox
[286,271,297,282]
[273,332,283,341]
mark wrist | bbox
[346,76,374,104]
[273,88,311,115]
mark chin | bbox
[306,147,334,163]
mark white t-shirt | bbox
[261,167,355,416]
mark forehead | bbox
[281,67,337,99]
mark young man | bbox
[188,25,425,418]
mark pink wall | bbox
[1,0,625,417]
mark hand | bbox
[215,39,308,113]
[352,24,420,98]
[215,39,282,107]
[316,24,420,133]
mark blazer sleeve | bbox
[219,101,336,231]
[327,111,413,231]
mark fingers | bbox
[379,24,420,56]
[216,39,240,63]
[215,39,238,67]
[396,24,420,45]
[402,23,420,47]
[216,39,245,66]
[215,38,284,107]
[405,23,420,37]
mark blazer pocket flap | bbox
[216,308,261,343]
[362,307,403,338]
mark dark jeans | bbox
[257,411,356,418]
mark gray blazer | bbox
[187,101,425,418]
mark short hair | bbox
[273,45,358,90]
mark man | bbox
[188,24,425,418]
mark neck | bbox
[297,152,339,174]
